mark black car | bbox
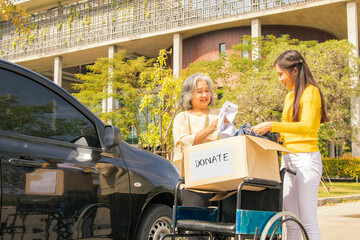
[0,59,180,239]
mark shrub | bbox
[322,157,360,179]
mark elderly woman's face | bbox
[191,79,211,110]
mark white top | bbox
[172,109,220,168]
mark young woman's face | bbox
[275,64,296,90]
[191,79,211,110]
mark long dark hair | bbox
[274,50,329,123]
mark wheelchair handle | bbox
[285,168,296,176]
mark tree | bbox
[220,35,360,155]
[176,35,359,156]
[72,36,359,158]
[139,49,183,158]
[72,50,154,140]
[0,0,30,32]
[72,49,184,158]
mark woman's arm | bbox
[173,112,195,148]
[252,86,321,135]
[272,86,321,134]
[252,122,273,135]
[173,111,220,147]
[193,118,218,145]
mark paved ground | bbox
[318,200,360,239]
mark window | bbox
[242,40,249,58]
[126,126,138,145]
[0,69,100,148]
[219,43,226,54]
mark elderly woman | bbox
[173,73,221,208]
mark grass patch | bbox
[318,182,360,199]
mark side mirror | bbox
[104,126,122,149]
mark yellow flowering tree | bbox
[0,0,29,31]
[139,49,183,158]
[72,50,154,141]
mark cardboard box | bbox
[25,169,93,195]
[183,135,291,192]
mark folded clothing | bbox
[234,124,280,143]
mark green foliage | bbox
[305,40,360,147]
[139,49,183,157]
[0,0,30,32]
[209,35,359,155]
[72,35,359,160]
[0,0,34,51]
[73,50,154,140]
[322,157,360,179]
[180,55,229,86]
[73,49,183,157]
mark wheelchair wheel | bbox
[73,203,111,238]
[260,211,309,240]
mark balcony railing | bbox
[0,0,314,61]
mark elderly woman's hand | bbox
[208,119,218,133]
[252,122,272,135]
[193,118,218,145]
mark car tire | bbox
[135,204,172,240]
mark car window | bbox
[0,68,100,148]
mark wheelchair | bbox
[161,168,309,240]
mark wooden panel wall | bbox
[182,27,250,68]
[262,25,337,43]
[181,26,337,69]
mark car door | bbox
[0,64,131,239]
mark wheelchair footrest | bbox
[177,220,235,235]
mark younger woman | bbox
[252,50,329,240]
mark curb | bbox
[318,194,360,206]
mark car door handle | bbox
[8,158,44,168]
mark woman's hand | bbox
[193,118,218,145]
[252,122,273,135]
[207,118,219,133]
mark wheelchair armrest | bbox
[242,178,281,189]
[285,168,296,176]
[280,167,296,182]
[178,177,185,184]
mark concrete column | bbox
[108,45,117,59]
[173,33,183,77]
[101,99,107,114]
[54,56,62,86]
[107,45,117,114]
[351,97,360,156]
[347,2,359,59]
[347,2,360,156]
[251,19,261,60]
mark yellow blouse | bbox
[272,85,322,153]
[172,109,220,168]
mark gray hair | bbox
[178,73,215,110]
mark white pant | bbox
[281,152,322,240]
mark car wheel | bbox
[135,204,172,240]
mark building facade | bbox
[1,0,360,156]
